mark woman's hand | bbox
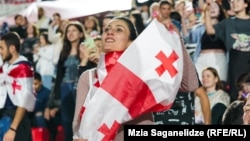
[44,108,50,120]
[79,43,90,66]
[79,43,100,65]
[88,48,100,64]
[50,108,59,118]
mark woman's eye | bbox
[116,28,123,32]
[104,28,109,32]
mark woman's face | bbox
[39,35,46,46]
[202,70,218,89]
[240,82,250,94]
[85,16,96,29]
[66,25,83,43]
[102,19,132,53]
[27,24,34,35]
[209,2,220,18]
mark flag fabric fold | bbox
[0,56,36,112]
[78,19,189,141]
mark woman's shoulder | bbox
[79,68,96,80]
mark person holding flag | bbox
[73,15,199,141]
[0,32,36,141]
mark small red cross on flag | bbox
[12,80,21,95]
[98,121,120,141]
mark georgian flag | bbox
[78,19,187,141]
[0,56,36,112]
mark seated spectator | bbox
[30,72,51,127]
[195,67,230,124]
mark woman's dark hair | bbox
[28,23,39,38]
[245,0,250,14]
[129,11,146,35]
[39,32,51,45]
[60,21,86,61]
[236,72,250,90]
[112,16,138,41]
[214,1,226,21]
[53,12,61,18]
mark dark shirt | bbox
[78,61,97,77]
[9,25,26,39]
[4,95,15,109]
[201,31,226,51]
[212,103,227,124]
[34,85,50,112]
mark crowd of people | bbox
[1,0,250,140]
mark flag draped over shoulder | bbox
[0,56,36,112]
[79,19,188,141]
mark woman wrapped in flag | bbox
[73,16,199,141]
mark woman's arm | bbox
[195,87,211,124]
[73,71,91,139]
[204,2,216,35]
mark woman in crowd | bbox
[72,16,146,141]
[205,0,250,102]
[33,32,54,90]
[49,21,86,141]
[73,12,200,140]
[193,1,228,82]
[195,67,230,124]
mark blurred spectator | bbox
[0,22,9,37]
[101,13,114,34]
[236,72,250,101]
[83,16,100,37]
[30,72,51,128]
[129,10,146,35]
[36,7,51,33]
[145,1,159,26]
[48,13,64,75]
[33,32,55,90]
[140,2,150,26]
[9,14,26,39]
[20,23,39,64]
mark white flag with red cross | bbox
[78,19,184,141]
[0,56,36,111]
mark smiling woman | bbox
[72,17,152,141]
[73,15,199,141]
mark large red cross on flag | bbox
[78,19,185,141]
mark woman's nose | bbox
[106,28,114,35]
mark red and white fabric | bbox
[0,56,36,111]
[78,19,184,141]
[3,0,35,4]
